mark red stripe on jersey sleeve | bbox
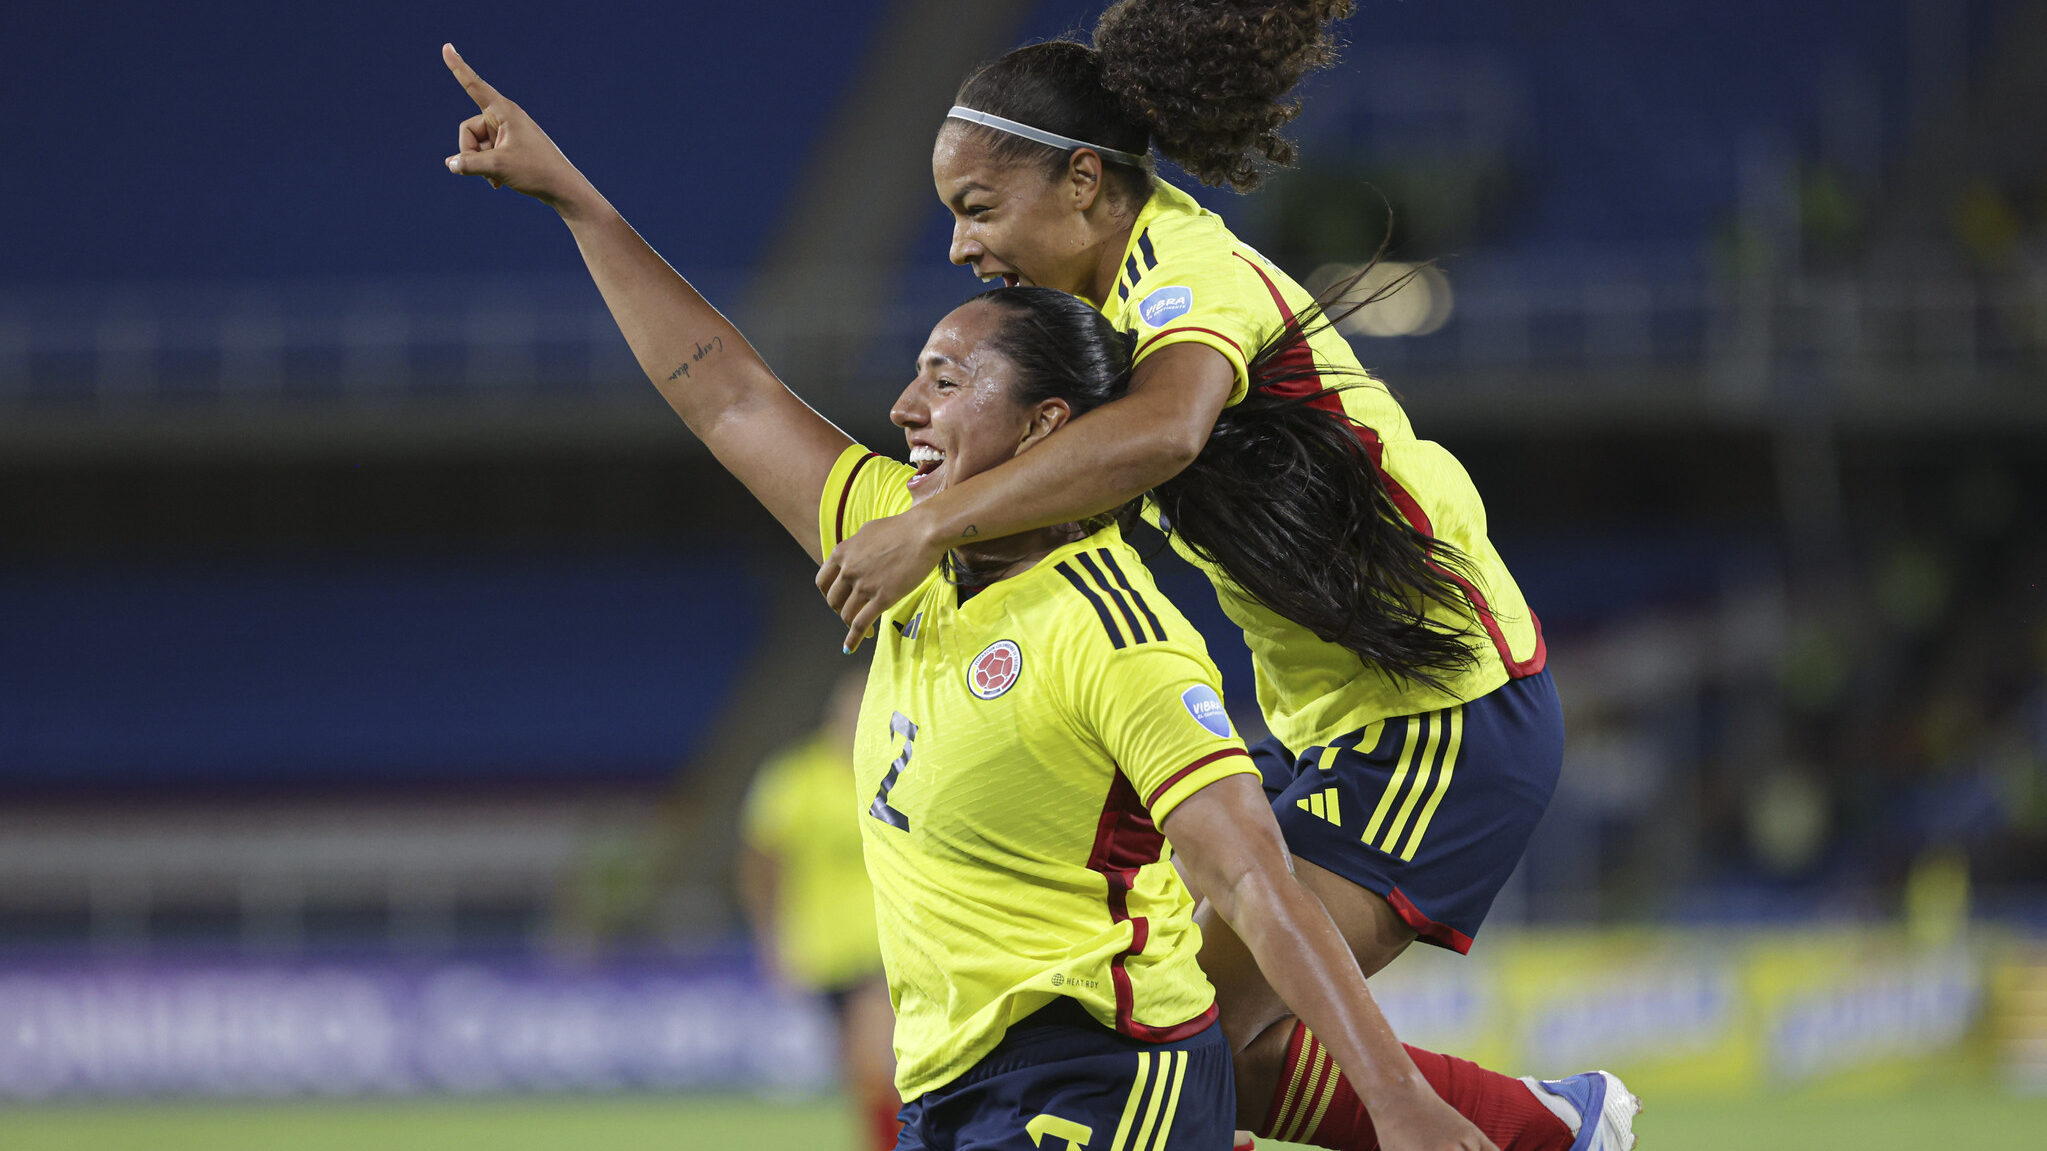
[1144,747,1252,811]
[1135,325,1247,361]
[833,452,879,547]
[1230,255,1546,678]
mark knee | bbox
[1230,1015,1297,1131]
[1233,1013,1295,1077]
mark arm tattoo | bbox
[664,338,725,382]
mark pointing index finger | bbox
[442,43,501,111]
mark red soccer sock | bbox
[866,1096,903,1151]
[1256,1022,1573,1151]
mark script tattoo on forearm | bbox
[665,336,726,381]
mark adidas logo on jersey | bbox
[891,612,924,640]
[1296,788,1342,826]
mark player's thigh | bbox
[1295,858,1420,972]
[1199,872,1415,1131]
[1196,868,1414,1052]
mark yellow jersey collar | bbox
[950,522,1127,622]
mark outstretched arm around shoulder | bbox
[818,340,1234,650]
[439,44,852,560]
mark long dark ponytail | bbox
[955,280,1484,695]
[1150,263,1485,693]
[952,1,1357,194]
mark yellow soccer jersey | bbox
[819,445,1258,1100]
[740,732,884,992]
[1100,180,1547,751]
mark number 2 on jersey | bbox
[868,711,917,831]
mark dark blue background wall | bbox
[3,1,882,284]
[1,555,761,788]
[6,0,1929,287]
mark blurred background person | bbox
[738,667,900,1151]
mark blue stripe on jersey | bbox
[1057,561,1128,649]
[1124,253,1142,289]
[1096,550,1166,642]
[1117,278,1130,301]
[1137,229,1158,269]
[1075,552,1148,647]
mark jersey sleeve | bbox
[1070,642,1257,825]
[817,444,917,552]
[1123,246,1276,407]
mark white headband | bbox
[946,105,1153,171]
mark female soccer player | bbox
[441,44,1501,1151]
[817,4,1639,1150]
[738,667,900,1151]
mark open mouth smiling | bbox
[907,444,946,491]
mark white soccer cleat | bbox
[1521,1070,1641,1151]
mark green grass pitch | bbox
[4,1087,2042,1150]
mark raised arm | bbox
[440,44,852,561]
[817,341,1234,648]
[1161,775,1498,1151]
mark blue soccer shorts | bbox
[894,997,1235,1151]
[1257,670,1564,953]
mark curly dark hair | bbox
[1096,0,1355,190]
[951,0,1356,193]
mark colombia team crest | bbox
[968,639,1023,700]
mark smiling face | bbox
[933,125,1124,301]
[893,298,1069,505]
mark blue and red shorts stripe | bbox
[1255,670,1563,953]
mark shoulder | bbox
[1024,540,1245,809]
[1040,542,1173,653]
[1102,185,1304,398]
[1113,192,1260,323]
[1028,536,1218,696]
